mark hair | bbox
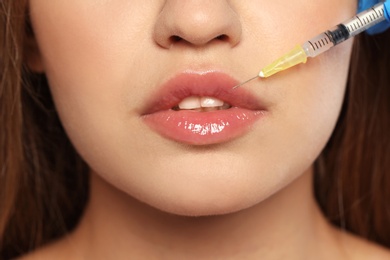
[0,1,89,259]
[0,0,389,259]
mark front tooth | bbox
[200,97,224,108]
[178,96,201,109]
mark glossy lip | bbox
[141,71,268,145]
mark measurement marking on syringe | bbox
[372,7,380,18]
[372,8,377,18]
[308,41,316,51]
[356,16,364,27]
[324,32,332,45]
[377,8,384,16]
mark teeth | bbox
[178,96,201,110]
[176,96,230,111]
[200,97,224,108]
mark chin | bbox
[135,177,268,217]
[150,193,256,217]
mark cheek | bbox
[28,0,160,108]
[268,40,353,169]
[241,0,356,163]
[292,28,355,139]
[28,2,165,181]
[28,1,160,153]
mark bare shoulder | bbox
[337,228,390,260]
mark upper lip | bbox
[141,71,265,115]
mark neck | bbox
[69,169,342,259]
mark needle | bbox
[233,2,390,90]
[232,75,259,89]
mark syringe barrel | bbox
[343,2,386,37]
[302,32,334,58]
[302,2,387,58]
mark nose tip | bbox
[153,1,242,48]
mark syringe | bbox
[234,1,390,89]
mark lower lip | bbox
[142,107,265,145]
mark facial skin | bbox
[28,0,355,217]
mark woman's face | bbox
[28,0,356,215]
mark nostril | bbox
[168,34,229,46]
[170,35,183,43]
[216,34,228,41]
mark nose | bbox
[154,0,242,48]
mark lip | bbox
[141,71,267,145]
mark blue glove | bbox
[358,0,390,34]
